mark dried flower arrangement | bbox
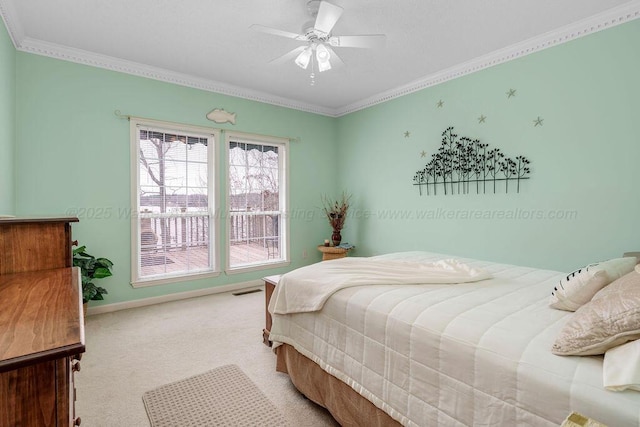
[321,192,351,245]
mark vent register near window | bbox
[131,120,288,286]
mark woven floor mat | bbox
[142,364,287,426]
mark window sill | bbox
[131,270,221,288]
[225,260,291,275]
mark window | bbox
[226,132,289,272]
[130,119,219,286]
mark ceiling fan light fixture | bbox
[294,46,313,69]
[317,58,332,72]
[316,43,330,62]
[252,0,386,76]
[316,43,331,72]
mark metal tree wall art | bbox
[413,127,531,196]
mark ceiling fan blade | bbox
[314,1,343,35]
[329,34,386,49]
[325,46,345,69]
[250,24,305,41]
[269,46,307,65]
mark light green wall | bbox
[15,53,337,305]
[337,19,640,271]
[13,19,640,306]
[0,18,15,214]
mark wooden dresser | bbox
[0,217,85,427]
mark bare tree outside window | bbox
[134,125,215,282]
[228,141,285,267]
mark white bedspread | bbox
[269,252,640,427]
[269,257,490,314]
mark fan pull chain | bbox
[310,55,316,86]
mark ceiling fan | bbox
[251,0,386,81]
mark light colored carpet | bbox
[143,364,287,426]
[75,288,338,426]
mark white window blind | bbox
[226,133,289,271]
[131,119,218,286]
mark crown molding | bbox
[0,0,23,47]
[2,1,640,118]
[336,1,640,116]
[17,37,337,117]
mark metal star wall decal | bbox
[420,150,427,158]
[404,131,411,138]
[507,89,516,98]
[478,115,486,123]
[436,100,444,108]
[533,116,544,127]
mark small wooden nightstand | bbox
[317,245,350,261]
[262,275,281,347]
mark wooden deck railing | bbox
[142,214,209,251]
[140,211,280,252]
[229,211,280,247]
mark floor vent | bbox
[232,288,263,296]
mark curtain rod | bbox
[114,110,301,143]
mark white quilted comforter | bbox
[269,252,640,427]
[269,257,491,314]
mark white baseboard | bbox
[86,279,263,316]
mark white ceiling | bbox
[1,0,639,116]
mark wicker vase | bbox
[331,230,342,246]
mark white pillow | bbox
[549,257,637,311]
[551,269,640,356]
[603,339,640,392]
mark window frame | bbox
[130,118,220,288]
[224,131,290,274]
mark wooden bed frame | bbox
[276,343,401,426]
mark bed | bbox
[268,251,640,426]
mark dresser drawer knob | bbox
[74,416,82,426]
[72,361,81,372]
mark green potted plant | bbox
[73,245,114,305]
